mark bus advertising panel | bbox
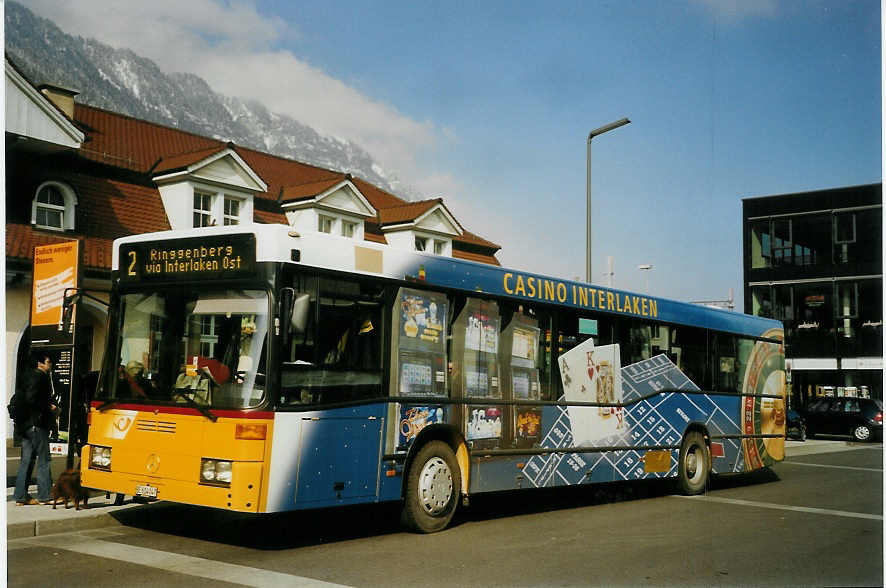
[393,288,448,446]
[500,313,542,447]
[453,298,502,448]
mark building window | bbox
[834,212,856,244]
[771,219,792,265]
[751,286,773,318]
[749,220,771,268]
[223,196,241,226]
[319,215,335,234]
[858,279,883,357]
[199,315,218,358]
[194,191,213,227]
[31,182,77,231]
[415,236,428,252]
[34,185,65,229]
[834,208,881,265]
[790,213,830,267]
[342,220,357,238]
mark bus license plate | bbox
[135,484,158,498]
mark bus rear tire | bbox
[402,441,461,533]
[678,431,710,495]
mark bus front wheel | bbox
[677,431,710,495]
[402,440,461,533]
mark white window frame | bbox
[223,195,242,226]
[192,188,246,228]
[319,214,335,234]
[415,236,428,252]
[31,181,77,231]
[342,220,357,238]
[433,239,447,255]
[193,190,214,227]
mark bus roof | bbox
[113,224,782,339]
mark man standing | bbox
[13,351,57,505]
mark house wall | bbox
[5,285,31,439]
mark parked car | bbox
[800,397,883,442]
[785,409,806,441]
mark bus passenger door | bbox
[295,416,383,504]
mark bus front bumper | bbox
[81,452,264,513]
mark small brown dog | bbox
[50,468,89,510]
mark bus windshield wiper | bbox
[172,390,218,422]
[97,399,118,412]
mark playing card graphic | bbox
[558,339,623,446]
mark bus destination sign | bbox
[120,234,257,283]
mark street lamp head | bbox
[638,264,652,271]
[586,116,631,283]
[588,118,631,141]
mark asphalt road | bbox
[8,442,883,587]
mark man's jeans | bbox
[13,426,52,502]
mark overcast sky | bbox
[19,0,882,307]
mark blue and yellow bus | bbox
[81,224,785,532]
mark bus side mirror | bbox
[280,289,310,347]
[291,294,310,335]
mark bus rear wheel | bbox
[402,441,461,533]
[677,431,710,495]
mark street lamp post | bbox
[587,117,630,283]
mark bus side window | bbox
[672,326,708,390]
[287,274,318,364]
[627,320,652,364]
[317,278,383,372]
[714,334,739,392]
[534,309,553,401]
[280,275,383,406]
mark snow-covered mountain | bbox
[5,1,412,198]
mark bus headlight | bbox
[90,445,112,471]
[200,458,232,487]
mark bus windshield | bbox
[109,288,269,409]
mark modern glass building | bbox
[743,183,882,407]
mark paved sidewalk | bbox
[6,485,147,539]
[5,439,877,539]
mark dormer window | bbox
[223,196,240,226]
[153,147,264,230]
[413,235,449,255]
[191,190,244,228]
[31,181,77,231]
[194,191,213,227]
[280,177,375,241]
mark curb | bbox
[8,511,124,539]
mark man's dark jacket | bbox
[20,368,53,430]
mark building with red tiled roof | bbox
[4,57,500,440]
